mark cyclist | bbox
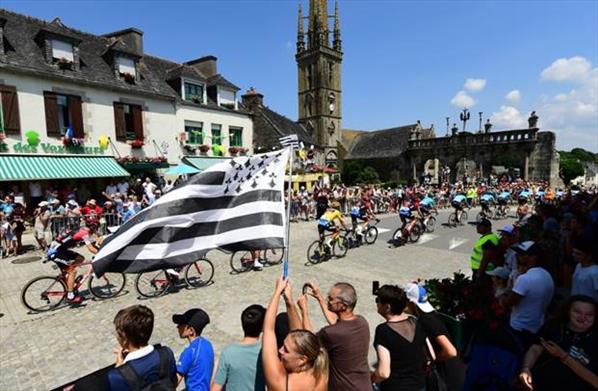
[318,201,349,252]
[496,189,511,215]
[350,201,378,245]
[479,191,496,218]
[399,199,416,229]
[516,195,530,222]
[451,192,468,223]
[47,217,101,303]
[418,193,437,218]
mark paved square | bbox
[0,209,488,390]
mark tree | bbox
[360,166,380,183]
[560,158,584,184]
[341,161,363,186]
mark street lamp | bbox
[460,108,471,133]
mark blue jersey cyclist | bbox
[497,190,511,205]
[418,194,436,217]
[480,192,495,213]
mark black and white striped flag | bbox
[279,134,299,149]
[93,150,290,276]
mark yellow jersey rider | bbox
[317,201,349,243]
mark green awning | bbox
[182,156,231,171]
[0,155,130,181]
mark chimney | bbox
[242,87,264,110]
[185,56,218,78]
[103,28,144,56]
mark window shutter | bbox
[0,85,21,134]
[131,105,143,140]
[113,103,126,142]
[44,93,60,137]
[68,95,84,139]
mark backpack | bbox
[117,346,176,391]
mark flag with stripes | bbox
[279,134,299,149]
[92,150,290,276]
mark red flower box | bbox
[198,144,211,153]
[128,139,145,149]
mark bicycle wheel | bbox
[448,213,457,227]
[307,240,325,264]
[503,206,510,219]
[460,211,468,225]
[21,276,66,312]
[476,211,484,222]
[333,236,349,258]
[185,259,214,288]
[391,227,404,246]
[135,270,169,298]
[89,272,126,299]
[264,248,284,265]
[425,216,436,233]
[364,226,378,244]
[409,224,422,242]
[230,251,253,273]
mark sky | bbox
[3,0,597,152]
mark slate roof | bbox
[345,124,418,160]
[239,100,316,150]
[0,9,245,112]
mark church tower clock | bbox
[296,0,342,166]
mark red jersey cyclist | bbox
[47,218,101,303]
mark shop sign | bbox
[9,142,105,155]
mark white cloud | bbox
[505,90,521,104]
[490,106,527,129]
[464,78,487,93]
[538,56,598,150]
[450,90,476,108]
[541,56,593,82]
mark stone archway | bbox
[454,157,477,182]
[423,158,440,184]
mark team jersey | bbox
[453,194,467,203]
[399,206,412,217]
[498,191,511,200]
[480,193,495,202]
[350,206,366,217]
[420,197,435,207]
[319,210,343,227]
[519,190,531,199]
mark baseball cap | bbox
[486,266,510,279]
[514,241,544,257]
[498,224,515,235]
[476,218,492,228]
[172,308,210,334]
[38,201,49,207]
[67,200,78,207]
[404,283,435,313]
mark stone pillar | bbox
[480,163,483,179]
[524,155,529,180]
[412,162,417,181]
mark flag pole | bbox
[283,145,293,279]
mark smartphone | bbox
[372,280,380,295]
[302,283,310,295]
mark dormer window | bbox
[218,88,237,110]
[51,40,74,62]
[117,56,136,83]
[183,80,205,104]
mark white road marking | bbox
[449,237,469,250]
[417,234,439,245]
[376,228,390,234]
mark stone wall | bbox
[528,131,563,188]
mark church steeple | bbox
[296,0,342,160]
[297,2,305,53]
[333,0,341,51]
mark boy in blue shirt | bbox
[173,308,214,391]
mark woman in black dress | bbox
[370,285,428,391]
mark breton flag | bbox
[279,134,299,149]
[93,150,290,276]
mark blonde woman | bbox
[262,277,328,391]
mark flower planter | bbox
[55,58,73,70]
[128,140,145,149]
[228,147,241,156]
[122,73,135,84]
[198,144,211,153]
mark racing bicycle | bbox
[392,216,422,246]
[134,258,214,298]
[21,258,126,312]
[229,248,285,273]
[307,227,349,264]
[448,209,469,227]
